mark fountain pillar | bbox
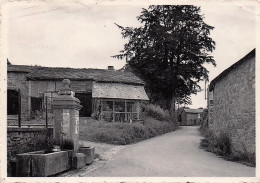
[52,79,82,152]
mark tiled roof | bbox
[7,65,145,85]
[92,82,149,100]
[209,49,255,91]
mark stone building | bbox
[7,64,149,123]
[208,49,255,155]
[178,108,204,126]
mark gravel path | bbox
[62,126,255,177]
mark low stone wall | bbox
[7,127,53,176]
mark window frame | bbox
[100,98,139,122]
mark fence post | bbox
[18,89,21,127]
[45,96,48,128]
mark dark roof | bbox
[7,65,33,73]
[7,65,145,85]
[183,108,204,114]
[209,49,255,91]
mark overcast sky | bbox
[3,1,256,109]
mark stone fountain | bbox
[16,79,94,177]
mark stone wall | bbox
[7,72,93,120]
[7,127,53,176]
[208,55,255,154]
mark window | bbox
[126,102,137,121]
[102,101,113,122]
[115,101,125,112]
[209,100,214,105]
[31,97,43,111]
[115,101,125,122]
[177,115,182,122]
[127,102,136,112]
[102,101,113,111]
[101,99,139,122]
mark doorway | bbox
[75,92,92,117]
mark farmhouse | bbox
[7,64,149,123]
[208,49,255,155]
[178,108,204,126]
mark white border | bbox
[1,0,259,182]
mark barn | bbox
[7,64,149,123]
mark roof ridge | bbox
[8,64,145,85]
[209,48,255,91]
[8,65,138,75]
[8,64,112,71]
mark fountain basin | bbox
[79,146,95,165]
[16,150,71,177]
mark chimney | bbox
[7,58,11,65]
[108,66,114,71]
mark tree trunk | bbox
[170,90,177,124]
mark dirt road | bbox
[65,126,255,177]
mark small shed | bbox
[179,108,204,126]
[92,82,149,122]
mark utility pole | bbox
[205,79,208,100]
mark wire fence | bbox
[7,93,56,128]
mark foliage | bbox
[199,128,231,156]
[144,104,170,121]
[79,117,178,145]
[199,127,255,167]
[113,5,216,121]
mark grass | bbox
[199,127,255,167]
[79,117,178,145]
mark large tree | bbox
[113,5,216,122]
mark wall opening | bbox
[31,97,43,111]
[7,90,19,115]
[75,92,92,117]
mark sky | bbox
[3,1,256,109]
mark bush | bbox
[200,139,209,148]
[79,117,178,145]
[144,104,170,121]
[215,132,232,156]
[199,127,232,156]
[199,127,255,167]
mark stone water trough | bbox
[16,150,73,177]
